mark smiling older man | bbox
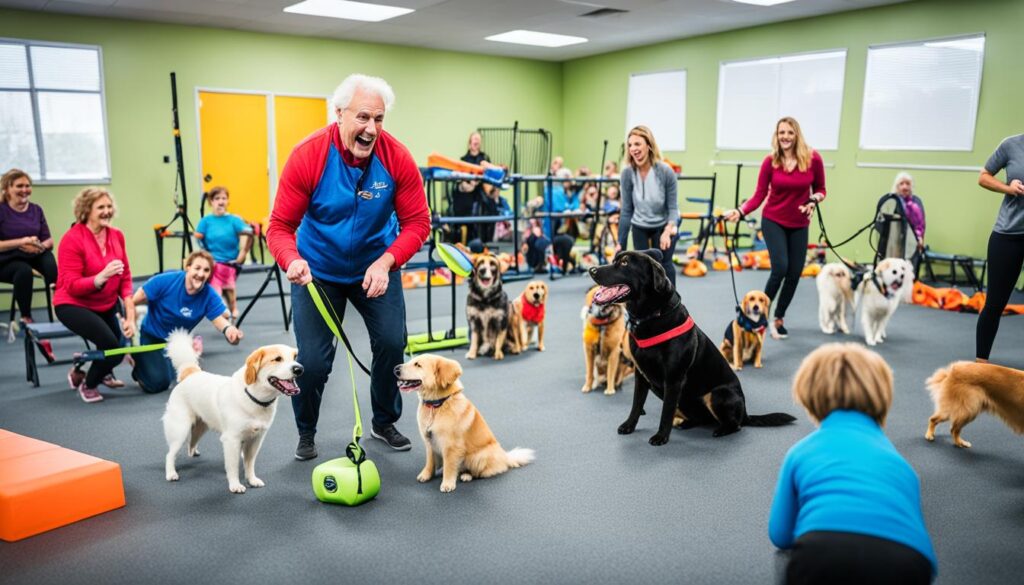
[268,74,430,460]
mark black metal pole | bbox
[591,139,609,253]
[170,72,192,254]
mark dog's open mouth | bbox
[397,378,422,393]
[269,377,300,396]
[593,284,630,305]
[478,275,494,287]
[890,279,903,291]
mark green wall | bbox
[0,9,562,275]
[562,0,1024,261]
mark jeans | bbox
[132,330,176,394]
[290,271,407,436]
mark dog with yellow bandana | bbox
[581,285,634,395]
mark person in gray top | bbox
[617,125,680,283]
[976,133,1024,362]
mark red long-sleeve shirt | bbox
[53,223,133,312]
[740,151,827,229]
[267,124,430,279]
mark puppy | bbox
[719,290,770,370]
[589,250,795,445]
[395,354,535,492]
[582,285,634,395]
[511,280,549,352]
[163,330,302,493]
[856,258,914,346]
[816,263,855,335]
[925,361,1024,449]
[465,253,520,360]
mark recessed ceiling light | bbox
[283,0,414,22]
[485,30,588,48]
[732,0,798,6]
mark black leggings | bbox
[630,224,679,285]
[55,304,124,389]
[0,251,57,320]
[976,231,1024,360]
[762,218,808,319]
[783,531,932,585]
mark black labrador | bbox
[589,250,795,445]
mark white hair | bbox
[891,171,914,194]
[332,74,395,113]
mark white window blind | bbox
[0,39,109,182]
[626,70,686,152]
[860,35,985,151]
[716,50,846,151]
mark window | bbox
[716,50,846,151]
[626,70,686,151]
[860,34,985,151]
[0,39,109,182]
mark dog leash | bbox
[305,280,371,492]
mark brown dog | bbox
[581,286,634,395]
[925,361,1024,448]
[395,354,535,492]
[511,280,548,352]
[719,290,770,370]
[465,253,520,360]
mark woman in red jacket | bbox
[54,188,136,403]
[725,117,826,339]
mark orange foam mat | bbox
[0,431,125,542]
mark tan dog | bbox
[816,262,855,335]
[719,290,770,370]
[395,354,535,492]
[925,361,1024,449]
[511,280,548,352]
[581,286,633,395]
[163,330,302,494]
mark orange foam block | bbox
[0,429,125,542]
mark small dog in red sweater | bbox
[510,280,548,352]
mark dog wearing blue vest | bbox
[719,290,771,370]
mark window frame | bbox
[858,33,986,152]
[0,37,111,184]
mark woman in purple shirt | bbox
[890,172,926,272]
[0,169,57,325]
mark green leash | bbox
[73,343,167,363]
[307,280,381,505]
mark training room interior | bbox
[1,0,1023,583]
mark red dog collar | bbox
[520,293,545,324]
[631,316,695,348]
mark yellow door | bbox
[274,95,329,182]
[198,91,269,225]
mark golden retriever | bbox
[719,290,770,370]
[395,354,534,492]
[925,361,1024,449]
[163,330,302,493]
[816,262,855,335]
[581,285,633,395]
[511,280,549,352]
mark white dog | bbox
[163,330,302,494]
[816,263,855,335]
[855,258,914,346]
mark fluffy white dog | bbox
[163,330,302,494]
[855,258,914,346]
[816,262,855,335]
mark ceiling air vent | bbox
[579,7,629,17]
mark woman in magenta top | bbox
[54,188,136,403]
[725,117,826,339]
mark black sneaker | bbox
[295,434,318,461]
[370,424,412,451]
[773,321,789,339]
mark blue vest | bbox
[297,146,399,284]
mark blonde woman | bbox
[618,125,680,282]
[770,343,937,584]
[725,117,826,339]
[54,188,136,403]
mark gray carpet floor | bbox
[2,266,1023,584]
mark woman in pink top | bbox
[724,117,826,339]
[54,188,137,403]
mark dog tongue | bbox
[275,378,300,395]
[594,285,629,304]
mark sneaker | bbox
[192,335,204,357]
[773,320,789,339]
[101,373,126,389]
[370,424,412,451]
[78,384,104,403]
[68,367,86,390]
[295,434,318,461]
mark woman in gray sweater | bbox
[617,125,680,283]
